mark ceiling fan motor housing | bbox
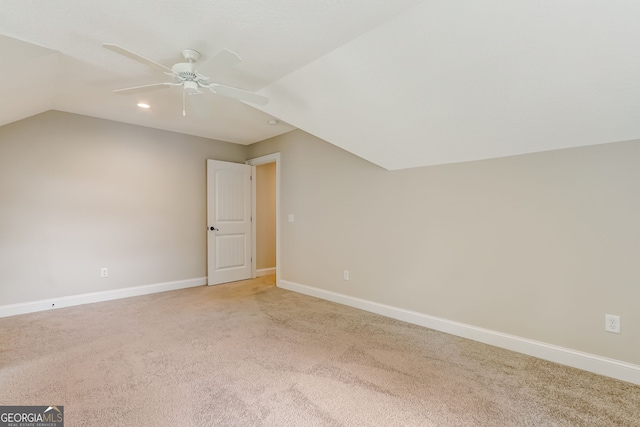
[170,62,205,91]
[171,62,197,77]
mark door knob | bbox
[209,226,219,231]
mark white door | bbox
[207,159,252,285]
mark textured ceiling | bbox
[2,1,640,170]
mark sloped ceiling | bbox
[2,1,640,170]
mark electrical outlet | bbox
[605,314,620,333]
[100,267,108,278]
[343,270,349,281]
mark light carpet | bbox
[1,276,639,426]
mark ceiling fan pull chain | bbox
[182,87,186,117]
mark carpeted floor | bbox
[1,275,639,426]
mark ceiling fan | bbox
[103,43,268,116]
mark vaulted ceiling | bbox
[2,1,639,170]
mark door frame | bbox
[246,153,281,284]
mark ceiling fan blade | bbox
[113,83,173,94]
[103,43,172,73]
[210,84,269,105]
[196,48,241,76]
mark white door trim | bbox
[246,153,281,284]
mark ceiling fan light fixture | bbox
[184,81,201,95]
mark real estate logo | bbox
[0,406,63,427]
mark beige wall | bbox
[248,130,640,366]
[255,162,276,270]
[0,111,247,305]
[3,111,639,367]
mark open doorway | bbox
[254,162,276,276]
[247,153,280,283]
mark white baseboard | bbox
[256,267,276,277]
[0,277,207,318]
[279,279,640,386]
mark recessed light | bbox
[137,103,151,109]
